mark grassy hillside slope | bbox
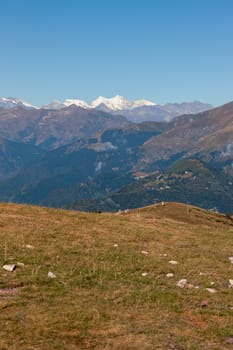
[0,202,233,349]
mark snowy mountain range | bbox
[0,95,213,123]
[0,97,38,110]
[43,95,157,111]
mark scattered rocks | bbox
[141,272,148,277]
[205,288,217,294]
[48,271,56,279]
[176,279,187,288]
[169,260,178,265]
[166,273,174,278]
[3,264,16,272]
[141,251,149,255]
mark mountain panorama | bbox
[0,95,212,122]
[0,95,233,214]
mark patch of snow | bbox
[0,97,38,110]
[91,95,156,111]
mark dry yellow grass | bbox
[0,202,233,349]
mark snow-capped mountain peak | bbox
[91,95,156,111]
[0,97,38,110]
[63,99,90,109]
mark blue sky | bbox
[0,0,233,106]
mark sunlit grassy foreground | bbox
[0,202,233,349]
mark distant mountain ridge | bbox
[0,97,38,110]
[0,95,213,123]
[43,95,213,122]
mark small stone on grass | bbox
[176,279,187,288]
[166,273,174,278]
[141,251,149,255]
[25,244,35,249]
[48,271,56,279]
[3,264,16,272]
[201,300,208,307]
[169,260,178,265]
[226,338,233,344]
[228,279,233,288]
[205,288,217,294]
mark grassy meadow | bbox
[0,202,233,349]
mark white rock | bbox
[16,262,25,267]
[113,244,118,248]
[3,264,16,272]
[228,279,233,288]
[166,273,174,278]
[176,279,187,288]
[48,271,56,279]
[141,272,148,277]
[200,272,207,276]
[169,260,178,265]
[205,288,217,293]
[210,282,215,286]
[141,251,149,255]
[25,244,35,249]
[229,257,233,263]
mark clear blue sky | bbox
[0,0,233,106]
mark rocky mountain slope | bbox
[0,105,128,150]
[0,122,163,206]
[140,101,233,173]
[0,137,44,180]
[0,100,232,213]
